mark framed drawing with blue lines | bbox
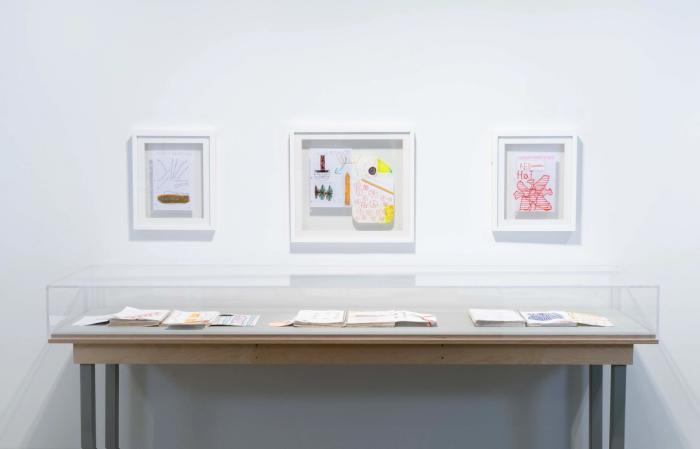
[131,130,216,232]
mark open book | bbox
[346,310,437,327]
[521,311,614,327]
[284,310,437,327]
[162,311,261,328]
[109,307,170,327]
[469,309,613,328]
[292,310,347,327]
[162,310,220,328]
[520,311,577,327]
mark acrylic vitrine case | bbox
[47,265,659,342]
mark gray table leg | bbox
[106,364,120,449]
[80,364,96,449]
[589,365,603,449]
[610,365,627,449]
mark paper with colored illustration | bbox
[308,149,352,208]
[150,151,194,212]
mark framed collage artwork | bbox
[289,130,415,245]
[493,133,578,232]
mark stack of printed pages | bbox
[468,309,613,327]
[287,310,438,327]
[109,307,170,327]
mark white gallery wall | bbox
[1,0,699,448]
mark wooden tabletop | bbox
[51,307,656,365]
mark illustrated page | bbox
[150,150,195,212]
[308,149,352,208]
[506,149,561,220]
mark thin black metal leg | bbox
[106,364,120,449]
[80,364,96,449]
[610,365,627,449]
[589,365,603,449]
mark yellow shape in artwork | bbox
[377,159,392,173]
[384,205,395,223]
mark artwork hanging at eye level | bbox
[131,131,216,231]
[493,133,578,232]
[290,131,414,245]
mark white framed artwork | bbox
[289,130,415,244]
[131,130,216,231]
[492,133,578,232]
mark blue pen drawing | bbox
[151,152,194,211]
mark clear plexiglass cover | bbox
[47,265,659,340]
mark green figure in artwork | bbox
[327,185,333,201]
[319,185,326,200]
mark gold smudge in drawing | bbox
[157,194,190,204]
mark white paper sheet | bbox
[150,151,195,212]
[308,149,352,208]
[210,314,260,327]
[72,314,115,326]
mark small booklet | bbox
[346,310,437,327]
[162,310,220,328]
[292,310,347,327]
[520,311,577,327]
[468,309,526,327]
[210,314,260,327]
[109,307,170,327]
[569,312,614,327]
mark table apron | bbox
[73,343,634,365]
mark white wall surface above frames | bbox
[289,130,415,246]
[493,133,578,232]
[131,131,216,231]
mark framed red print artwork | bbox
[493,133,578,232]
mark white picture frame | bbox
[289,129,415,245]
[131,130,216,231]
[492,133,578,232]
